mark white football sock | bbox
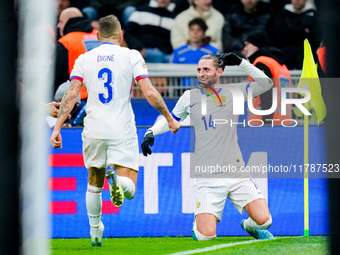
[86,184,103,227]
[117,176,135,199]
[243,215,272,232]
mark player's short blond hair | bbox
[98,14,121,39]
[200,54,221,70]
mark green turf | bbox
[51,236,329,255]
[197,236,329,255]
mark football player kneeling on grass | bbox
[142,53,274,240]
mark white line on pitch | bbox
[167,236,302,255]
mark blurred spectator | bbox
[72,0,90,12]
[47,102,61,118]
[171,18,219,90]
[172,0,190,15]
[54,80,86,127]
[269,0,290,14]
[57,0,71,17]
[243,30,292,125]
[56,0,102,22]
[81,4,99,23]
[57,0,98,37]
[171,0,224,51]
[212,0,241,16]
[171,18,219,64]
[222,0,272,57]
[124,0,175,63]
[122,0,179,28]
[316,41,326,74]
[87,0,148,27]
[267,0,319,69]
[86,0,186,29]
[269,0,315,14]
[55,7,100,99]
[57,0,72,39]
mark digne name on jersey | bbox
[97,55,115,62]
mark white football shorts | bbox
[193,177,264,221]
[82,135,139,171]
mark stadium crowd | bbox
[56,0,320,68]
[53,0,322,126]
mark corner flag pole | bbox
[298,39,327,237]
[303,99,309,237]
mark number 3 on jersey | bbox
[98,68,113,104]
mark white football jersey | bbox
[172,83,251,170]
[70,42,149,139]
[149,59,272,177]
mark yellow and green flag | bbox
[297,39,327,236]
[297,39,327,124]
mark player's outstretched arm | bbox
[50,79,82,149]
[140,85,190,157]
[141,116,172,156]
[138,78,180,134]
[218,53,273,97]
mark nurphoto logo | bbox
[200,85,311,127]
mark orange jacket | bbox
[58,29,100,99]
[248,56,292,125]
[316,46,326,73]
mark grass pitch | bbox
[51,236,328,255]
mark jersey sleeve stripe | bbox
[70,76,84,82]
[135,75,149,81]
[246,82,251,95]
[171,112,181,121]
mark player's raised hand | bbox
[168,118,181,134]
[50,130,63,149]
[218,52,242,68]
[141,130,155,157]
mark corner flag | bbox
[297,39,327,237]
[297,39,327,125]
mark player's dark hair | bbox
[98,14,121,39]
[188,18,208,32]
[200,54,222,70]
